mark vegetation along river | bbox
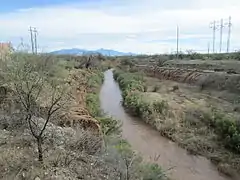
[99,69,230,180]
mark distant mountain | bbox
[50,48,136,56]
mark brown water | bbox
[99,69,230,180]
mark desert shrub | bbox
[212,54,225,60]
[186,50,204,60]
[120,58,134,68]
[139,163,167,180]
[113,70,145,94]
[143,85,148,92]
[98,116,122,136]
[153,100,168,114]
[86,71,104,117]
[113,70,169,120]
[86,93,101,117]
[87,71,104,91]
[200,109,240,153]
[172,85,179,91]
[67,129,102,155]
[103,138,167,180]
[152,85,160,92]
[125,95,152,117]
[157,56,169,67]
[229,51,240,60]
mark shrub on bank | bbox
[202,109,240,153]
[113,70,168,119]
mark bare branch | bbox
[26,114,38,138]
[39,93,63,137]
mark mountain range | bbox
[50,48,136,56]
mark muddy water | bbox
[99,69,230,180]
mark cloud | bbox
[0,0,240,54]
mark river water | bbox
[99,69,230,180]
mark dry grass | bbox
[0,127,121,180]
[0,65,114,179]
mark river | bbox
[99,69,230,180]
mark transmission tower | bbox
[225,16,232,53]
[33,28,38,54]
[176,25,179,60]
[29,26,38,54]
[29,27,35,54]
[210,21,217,53]
[218,19,225,53]
[207,42,210,58]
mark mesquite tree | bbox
[9,55,66,161]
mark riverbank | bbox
[113,69,240,179]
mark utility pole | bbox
[176,25,179,60]
[29,27,35,54]
[207,42,210,58]
[33,27,38,54]
[210,20,217,53]
[226,16,232,53]
[219,19,224,53]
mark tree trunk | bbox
[37,137,43,162]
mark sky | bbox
[0,0,240,54]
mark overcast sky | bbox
[0,0,239,54]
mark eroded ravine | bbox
[99,69,230,180]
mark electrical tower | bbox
[29,27,34,54]
[33,28,38,54]
[176,26,179,60]
[210,20,217,53]
[225,16,232,53]
[218,19,224,53]
[207,42,210,58]
[29,26,38,54]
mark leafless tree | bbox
[10,56,66,162]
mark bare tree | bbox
[9,56,66,162]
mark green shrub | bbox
[113,70,169,121]
[201,109,240,153]
[140,163,167,180]
[87,72,104,90]
[153,100,168,114]
[98,116,122,136]
[86,93,101,117]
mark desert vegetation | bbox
[113,65,240,178]
[0,52,168,180]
